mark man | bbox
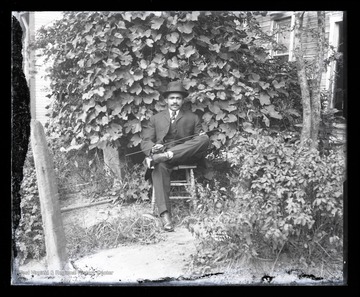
[140,80,210,232]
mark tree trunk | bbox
[309,11,326,148]
[103,143,122,180]
[293,11,312,146]
[30,120,69,270]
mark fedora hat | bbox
[162,81,189,98]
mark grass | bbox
[65,202,167,260]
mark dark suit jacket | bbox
[140,109,203,156]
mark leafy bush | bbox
[187,132,345,269]
[108,163,152,203]
[15,145,45,264]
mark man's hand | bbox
[199,130,207,136]
[151,144,165,154]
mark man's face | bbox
[165,92,184,112]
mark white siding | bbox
[31,11,63,125]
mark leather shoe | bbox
[160,211,174,232]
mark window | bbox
[271,14,295,62]
[325,13,345,116]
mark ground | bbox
[13,194,344,286]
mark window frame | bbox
[270,12,296,62]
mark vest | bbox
[164,121,178,148]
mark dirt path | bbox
[72,226,197,284]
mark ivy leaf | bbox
[125,119,142,134]
[218,100,237,112]
[143,92,159,104]
[189,11,200,21]
[272,79,286,89]
[242,122,257,134]
[95,104,107,113]
[120,53,133,66]
[206,92,216,100]
[259,81,270,90]
[93,87,105,97]
[182,32,194,43]
[133,70,144,81]
[167,56,179,68]
[223,114,237,123]
[154,33,162,42]
[143,76,155,87]
[100,116,109,125]
[108,123,123,140]
[129,82,142,95]
[90,134,100,144]
[82,99,95,112]
[216,132,227,144]
[130,133,142,147]
[210,134,221,149]
[217,91,226,100]
[220,123,237,138]
[166,32,179,44]
[249,73,260,83]
[182,78,197,89]
[111,47,121,56]
[146,63,157,76]
[117,20,126,29]
[103,59,121,69]
[208,102,221,114]
[209,43,221,53]
[259,92,271,105]
[215,110,226,121]
[177,22,195,34]
[112,105,123,116]
[209,119,218,130]
[123,12,132,22]
[263,105,283,119]
[153,53,165,65]
[151,17,165,30]
[139,59,148,69]
[145,38,154,47]
[267,90,278,98]
[202,112,213,124]
[231,84,242,95]
[183,45,196,58]
[231,69,242,79]
[198,35,211,44]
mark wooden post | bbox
[30,119,68,270]
[103,143,122,179]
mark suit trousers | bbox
[152,134,210,215]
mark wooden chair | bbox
[151,164,197,216]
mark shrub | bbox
[106,162,152,203]
[15,145,45,264]
[187,131,345,268]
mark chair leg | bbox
[151,186,156,216]
[189,168,197,210]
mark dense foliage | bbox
[187,132,345,269]
[15,146,45,264]
[35,11,301,155]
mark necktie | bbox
[171,111,177,123]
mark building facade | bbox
[256,11,345,115]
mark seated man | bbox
[140,80,210,231]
